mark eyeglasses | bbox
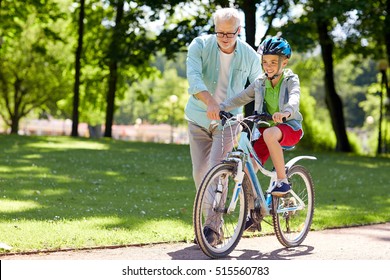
[215,28,239,38]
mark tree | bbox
[237,0,291,116]
[277,0,356,152]
[316,14,351,152]
[349,0,390,154]
[71,0,85,137]
[100,0,215,137]
[67,0,111,130]
[104,0,125,138]
[0,1,72,133]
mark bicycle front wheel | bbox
[272,165,315,247]
[193,162,250,258]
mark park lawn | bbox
[0,134,389,253]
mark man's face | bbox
[215,19,240,54]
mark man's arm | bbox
[195,91,220,120]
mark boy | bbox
[218,36,303,196]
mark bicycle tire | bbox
[272,165,315,247]
[193,162,250,258]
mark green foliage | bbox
[295,86,336,151]
[156,1,215,58]
[334,56,377,127]
[288,52,382,153]
[0,0,388,157]
[0,1,72,132]
[343,0,388,59]
[347,130,363,154]
[115,68,188,125]
[289,55,336,151]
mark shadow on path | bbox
[168,244,315,260]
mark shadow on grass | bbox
[0,135,389,252]
[0,135,194,234]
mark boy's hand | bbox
[272,112,290,123]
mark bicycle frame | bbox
[224,122,316,217]
[194,112,317,258]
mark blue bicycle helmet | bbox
[257,37,292,59]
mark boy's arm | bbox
[220,82,256,112]
[283,74,300,118]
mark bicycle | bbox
[193,111,316,258]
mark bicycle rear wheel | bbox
[272,165,315,247]
[193,162,250,258]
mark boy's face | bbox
[261,54,288,77]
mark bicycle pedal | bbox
[245,222,261,232]
[251,224,261,232]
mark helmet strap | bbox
[265,73,280,81]
[266,56,284,81]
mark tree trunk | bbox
[104,0,124,138]
[384,0,390,114]
[385,0,390,72]
[241,0,257,116]
[241,0,256,49]
[104,62,117,138]
[9,77,22,134]
[317,19,351,152]
[239,0,285,116]
[10,114,19,134]
[71,0,85,137]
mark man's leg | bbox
[206,124,238,233]
[188,122,220,244]
[187,121,212,190]
[209,123,238,168]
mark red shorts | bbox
[253,124,303,165]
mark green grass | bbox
[0,134,389,253]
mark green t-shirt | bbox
[264,74,284,126]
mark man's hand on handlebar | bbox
[206,101,221,120]
[219,111,234,126]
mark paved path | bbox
[1,222,389,260]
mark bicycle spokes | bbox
[272,165,314,247]
[193,163,248,258]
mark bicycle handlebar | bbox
[219,111,286,126]
[219,111,234,126]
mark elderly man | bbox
[185,7,262,245]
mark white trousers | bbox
[187,121,238,190]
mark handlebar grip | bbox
[219,111,233,126]
[253,111,287,123]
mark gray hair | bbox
[213,8,241,29]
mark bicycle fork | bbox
[221,158,244,214]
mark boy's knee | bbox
[263,128,281,142]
